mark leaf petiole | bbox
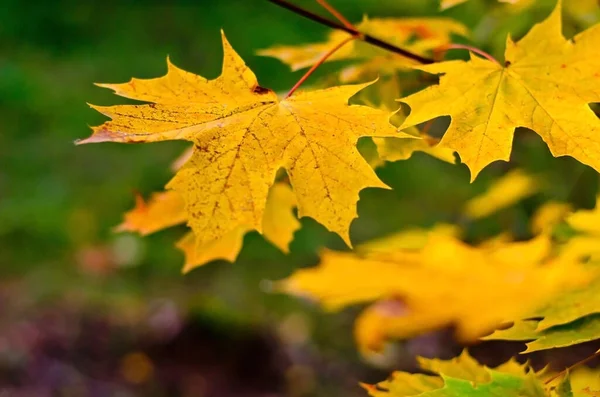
[439,43,501,66]
[285,34,358,99]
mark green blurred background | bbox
[1,0,599,396]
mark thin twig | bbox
[267,0,434,65]
[544,350,600,385]
[316,0,357,32]
[285,35,358,99]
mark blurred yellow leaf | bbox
[463,169,539,219]
[567,196,600,236]
[280,232,590,351]
[356,223,460,255]
[531,201,571,235]
[441,0,524,10]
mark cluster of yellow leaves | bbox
[400,1,600,180]
[259,17,468,82]
[80,0,600,375]
[364,350,599,396]
[80,31,422,257]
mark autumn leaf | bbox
[373,133,457,165]
[531,201,572,235]
[484,315,600,353]
[463,169,539,219]
[355,78,457,167]
[279,231,590,352]
[362,350,546,397]
[484,199,600,352]
[80,31,409,247]
[399,1,600,180]
[440,0,522,9]
[355,224,460,254]
[118,181,300,272]
[566,196,600,236]
[568,367,600,396]
[259,17,468,81]
[363,350,600,396]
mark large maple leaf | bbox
[399,1,600,180]
[79,32,409,247]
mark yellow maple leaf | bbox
[373,133,457,165]
[259,17,468,81]
[399,1,600,180]
[280,232,589,352]
[463,169,539,219]
[440,0,523,9]
[118,182,300,272]
[79,31,409,247]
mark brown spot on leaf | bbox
[253,85,271,95]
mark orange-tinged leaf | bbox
[116,191,187,235]
[80,31,408,247]
[400,1,600,180]
[259,17,468,81]
[280,233,590,349]
[463,170,539,219]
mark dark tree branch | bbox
[266,0,435,65]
